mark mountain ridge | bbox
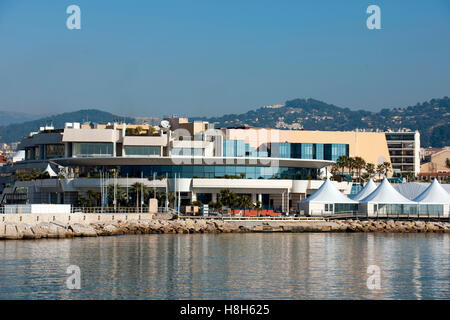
[194,97,450,147]
[0,109,135,144]
[0,97,448,147]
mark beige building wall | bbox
[420,149,450,173]
[224,128,391,165]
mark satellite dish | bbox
[160,120,171,130]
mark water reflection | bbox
[0,233,448,299]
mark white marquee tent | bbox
[413,179,450,217]
[298,178,358,216]
[351,179,377,202]
[43,164,58,177]
[360,178,417,217]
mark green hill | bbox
[0,109,135,143]
[195,97,450,148]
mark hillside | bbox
[0,109,135,143]
[196,97,450,147]
[0,111,42,127]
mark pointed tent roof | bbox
[44,164,58,177]
[303,179,358,203]
[351,179,377,201]
[413,179,450,204]
[361,178,415,204]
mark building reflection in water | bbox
[0,233,448,299]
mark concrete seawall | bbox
[0,212,154,225]
[1,214,450,240]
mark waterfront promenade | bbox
[1,213,450,240]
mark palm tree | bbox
[336,156,349,175]
[365,163,376,178]
[107,184,126,207]
[353,157,366,183]
[86,189,100,207]
[238,195,254,216]
[376,164,384,180]
[382,161,392,177]
[130,182,148,210]
[346,157,356,181]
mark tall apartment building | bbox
[385,130,420,177]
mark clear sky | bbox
[0,0,449,118]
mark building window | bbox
[46,144,65,159]
[124,146,160,156]
[172,148,204,156]
[72,143,113,157]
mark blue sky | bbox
[0,0,449,118]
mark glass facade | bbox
[46,144,65,159]
[223,140,247,157]
[375,204,418,216]
[124,146,160,156]
[269,142,348,161]
[72,143,113,157]
[110,165,318,180]
[172,148,204,156]
[418,204,444,217]
[334,203,359,213]
[385,133,415,141]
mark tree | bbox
[130,182,148,210]
[353,157,366,183]
[376,164,385,180]
[336,156,349,175]
[446,158,450,168]
[365,163,376,178]
[360,172,370,182]
[219,189,239,208]
[346,157,356,181]
[238,195,254,216]
[107,184,126,207]
[330,164,340,177]
[86,189,100,207]
[382,161,392,177]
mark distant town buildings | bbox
[0,142,19,161]
[419,147,450,182]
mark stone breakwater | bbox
[0,219,449,240]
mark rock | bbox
[152,213,175,220]
[103,224,122,235]
[69,223,98,237]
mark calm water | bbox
[0,233,449,299]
